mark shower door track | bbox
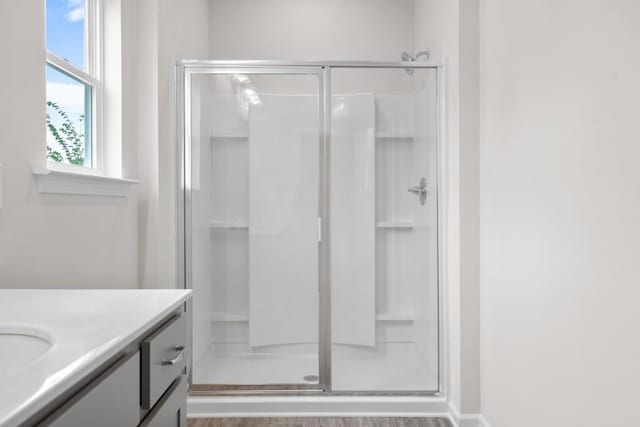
[177,60,444,398]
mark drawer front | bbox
[140,376,187,427]
[43,351,140,427]
[141,314,187,409]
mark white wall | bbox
[209,0,415,61]
[134,0,210,289]
[479,0,640,425]
[0,0,209,290]
[0,1,138,288]
[414,0,481,415]
[457,0,481,416]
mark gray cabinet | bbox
[140,376,187,427]
[141,314,187,410]
[42,352,140,427]
[33,309,189,427]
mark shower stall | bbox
[178,60,443,395]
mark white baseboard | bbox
[188,396,490,427]
[448,402,491,427]
[188,395,450,418]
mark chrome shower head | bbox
[401,49,431,75]
[401,51,415,62]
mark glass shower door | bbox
[186,68,323,388]
[329,67,439,392]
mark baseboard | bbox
[188,396,490,427]
[188,395,450,418]
[448,402,491,427]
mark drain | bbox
[303,374,319,382]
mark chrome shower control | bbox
[408,177,428,205]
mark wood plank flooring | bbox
[188,417,453,427]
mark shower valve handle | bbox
[408,178,428,205]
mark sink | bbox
[0,325,54,370]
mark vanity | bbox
[0,289,192,427]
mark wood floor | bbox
[188,418,453,427]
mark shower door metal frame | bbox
[180,65,327,393]
[177,60,445,397]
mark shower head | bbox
[401,51,414,62]
[401,49,431,75]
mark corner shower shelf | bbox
[376,312,415,322]
[211,132,249,140]
[212,132,414,140]
[375,131,415,139]
[375,221,414,229]
[210,312,249,322]
[209,220,249,229]
[211,221,414,229]
[209,312,413,322]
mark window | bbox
[45,0,100,169]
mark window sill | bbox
[33,167,139,197]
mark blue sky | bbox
[46,0,84,80]
[45,0,88,164]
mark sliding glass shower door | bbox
[181,62,440,394]
[329,67,439,391]
[186,68,323,388]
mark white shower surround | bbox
[180,61,449,418]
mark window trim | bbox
[38,0,137,196]
[45,0,103,171]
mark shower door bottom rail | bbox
[189,384,440,397]
[189,384,324,395]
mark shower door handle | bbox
[408,177,427,205]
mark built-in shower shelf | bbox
[210,312,249,322]
[211,132,249,140]
[375,131,415,139]
[211,221,415,229]
[209,220,249,229]
[376,312,415,322]
[209,312,413,322]
[375,221,414,229]
[213,132,415,140]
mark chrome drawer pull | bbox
[161,345,186,366]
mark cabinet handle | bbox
[161,345,186,366]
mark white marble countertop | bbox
[0,289,192,427]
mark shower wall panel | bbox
[410,73,439,379]
[248,95,319,347]
[190,76,214,365]
[330,94,376,347]
[204,94,431,350]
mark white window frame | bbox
[45,0,103,172]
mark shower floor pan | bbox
[192,342,436,392]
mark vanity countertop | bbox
[0,289,192,427]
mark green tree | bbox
[46,100,85,166]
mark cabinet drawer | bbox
[42,351,140,427]
[141,314,187,409]
[140,376,187,427]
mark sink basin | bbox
[0,326,54,370]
